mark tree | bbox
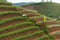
[0,0,7,2]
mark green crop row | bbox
[35,35,49,40]
[53,31,60,35]
[0,16,26,24]
[12,31,45,40]
[0,6,17,8]
[0,22,35,32]
[0,6,21,9]
[0,11,20,16]
[35,35,54,40]
[0,2,12,5]
[32,16,43,19]
[0,26,39,39]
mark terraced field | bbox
[0,2,60,40]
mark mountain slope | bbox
[1,2,60,40]
[22,2,60,19]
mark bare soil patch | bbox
[48,27,60,33]
[53,35,60,40]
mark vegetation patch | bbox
[0,16,27,24]
[0,22,35,32]
[0,26,39,39]
[0,11,20,16]
[12,31,44,40]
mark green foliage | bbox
[0,26,39,39]
[35,35,49,40]
[0,16,26,24]
[0,22,35,32]
[49,35,54,40]
[12,31,44,40]
[43,16,47,23]
[35,35,54,40]
[0,6,17,8]
[0,2,12,5]
[0,0,7,2]
[0,11,20,16]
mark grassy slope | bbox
[22,2,60,19]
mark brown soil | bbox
[27,13,39,18]
[35,18,51,22]
[0,8,17,11]
[1,29,39,40]
[35,18,44,22]
[46,22,59,25]
[37,21,59,26]
[25,33,45,40]
[0,14,21,20]
[35,17,53,22]
[36,21,60,29]
[39,22,46,30]
[48,27,60,33]
[0,20,25,28]
[35,18,53,25]
[53,35,60,40]
[43,38,49,40]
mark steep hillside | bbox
[22,2,60,19]
[0,1,60,40]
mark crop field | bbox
[0,2,60,40]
